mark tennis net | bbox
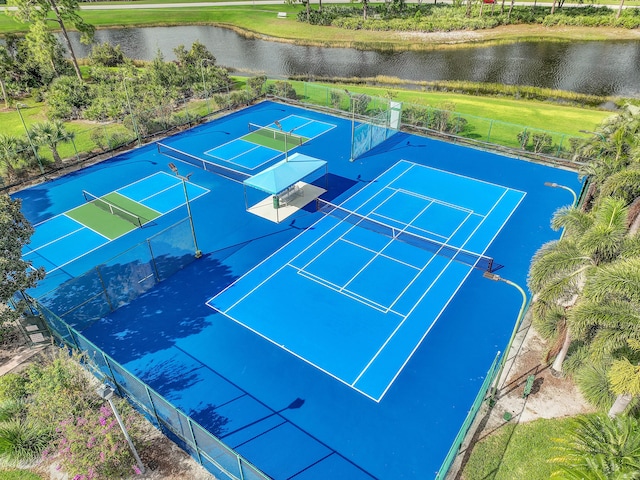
[248,123,305,146]
[156,143,249,183]
[316,199,495,272]
[82,191,143,228]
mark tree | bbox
[46,75,93,120]
[0,134,26,183]
[0,46,14,108]
[528,197,631,376]
[0,195,45,340]
[30,120,75,168]
[551,415,640,477]
[8,0,95,82]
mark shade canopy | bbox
[243,153,327,195]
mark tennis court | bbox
[208,160,525,400]
[203,115,335,170]
[14,100,583,479]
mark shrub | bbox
[51,402,145,479]
[89,43,125,68]
[0,399,28,422]
[575,360,615,411]
[269,81,298,100]
[26,350,98,425]
[0,420,53,468]
[0,374,28,402]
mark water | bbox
[65,25,640,97]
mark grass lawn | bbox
[461,416,577,480]
[283,79,611,149]
[1,78,612,167]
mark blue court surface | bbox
[14,100,583,479]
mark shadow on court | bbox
[81,255,237,364]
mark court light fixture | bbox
[483,272,528,402]
[168,163,202,258]
[96,384,145,474]
[544,182,577,206]
[123,77,141,146]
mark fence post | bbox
[487,119,493,143]
[187,418,204,467]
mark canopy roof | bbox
[243,153,327,195]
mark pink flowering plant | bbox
[51,400,146,479]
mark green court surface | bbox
[244,128,309,152]
[67,192,160,240]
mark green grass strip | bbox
[462,416,576,479]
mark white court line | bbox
[116,171,177,191]
[393,187,476,214]
[295,268,394,315]
[385,208,475,314]
[206,162,417,312]
[405,161,528,194]
[352,168,515,386]
[138,182,181,202]
[340,237,421,271]
[342,197,431,294]
[207,306,382,403]
[27,225,86,254]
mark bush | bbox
[46,76,93,120]
[0,374,28,402]
[575,360,615,411]
[269,81,298,100]
[51,402,146,479]
[89,43,125,68]
[0,420,53,468]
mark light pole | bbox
[344,89,355,162]
[200,59,211,114]
[123,77,141,146]
[483,272,528,401]
[16,103,44,174]
[168,162,202,258]
[544,181,577,207]
[96,384,145,474]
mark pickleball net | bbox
[316,199,495,272]
[248,123,306,146]
[82,190,143,228]
[156,142,249,183]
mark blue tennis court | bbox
[14,100,583,479]
[208,160,525,400]
[203,114,335,170]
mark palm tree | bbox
[579,104,640,209]
[528,197,631,376]
[0,134,25,183]
[30,120,74,168]
[550,414,640,477]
